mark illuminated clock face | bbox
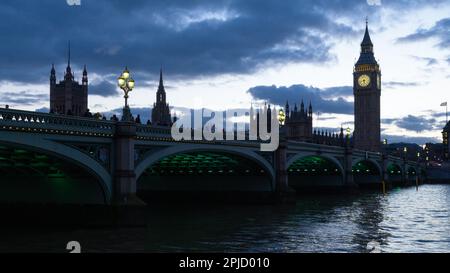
[358,74,371,87]
[377,74,381,89]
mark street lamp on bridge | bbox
[278,109,286,126]
[345,127,351,146]
[117,67,135,121]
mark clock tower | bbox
[353,20,381,152]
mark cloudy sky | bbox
[0,0,449,144]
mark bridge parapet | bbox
[352,149,383,161]
[286,140,345,154]
[0,108,115,137]
[136,124,172,140]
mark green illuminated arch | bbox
[0,132,112,203]
[0,145,107,204]
[135,144,276,186]
[141,152,269,177]
[407,166,417,176]
[287,155,343,176]
[352,160,381,175]
[387,163,402,175]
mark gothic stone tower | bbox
[151,68,172,126]
[284,100,313,141]
[50,44,88,116]
[353,21,381,152]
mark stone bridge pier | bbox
[344,146,357,188]
[113,121,141,205]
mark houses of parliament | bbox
[49,48,172,126]
[49,21,381,151]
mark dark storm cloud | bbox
[0,0,415,85]
[431,111,448,118]
[36,107,50,113]
[394,115,439,132]
[247,84,353,115]
[397,18,450,48]
[89,81,119,97]
[383,81,422,88]
[411,56,438,66]
[322,86,353,98]
[0,91,47,106]
[381,118,397,124]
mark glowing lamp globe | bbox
[127,78,135,90]
[117,77,126,88]
[122,69,130,80]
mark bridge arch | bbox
[352,158,382,175]
[387,162,403,175]
[352,159,382,187]
[287,153,345,175]
[407,166,417,176]
[386,162,403,185]
[286,153,345,189]
[0,133,112,203]
[135,144,276,190]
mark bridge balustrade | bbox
[0,108,115,136]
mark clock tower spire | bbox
[353,19,381,152]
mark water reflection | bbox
[0,185,449,252]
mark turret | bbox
[361,19,373,54]
[82,65,88,86]
[151,66,172,126]
[50,64,56,85]
[285,101,290,119]
[156,67,166,103]
[355,19,378,67]
[64,42,73,81]
[308,101,313,117]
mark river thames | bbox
[0,184,449,253]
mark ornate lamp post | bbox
[346,127,351,146]
[278,109,286,126]
[117,67,135,121]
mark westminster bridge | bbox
[0,107,423,205]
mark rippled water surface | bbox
[1,185,449,252]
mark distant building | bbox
[284,100,313,141]
[151,69,172,126]
[442,121,450,160]
[353,20,381,152]
[384,143,422,161]
[384,142,445,164]
[424,143,445,164]
[50,46,88,116]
